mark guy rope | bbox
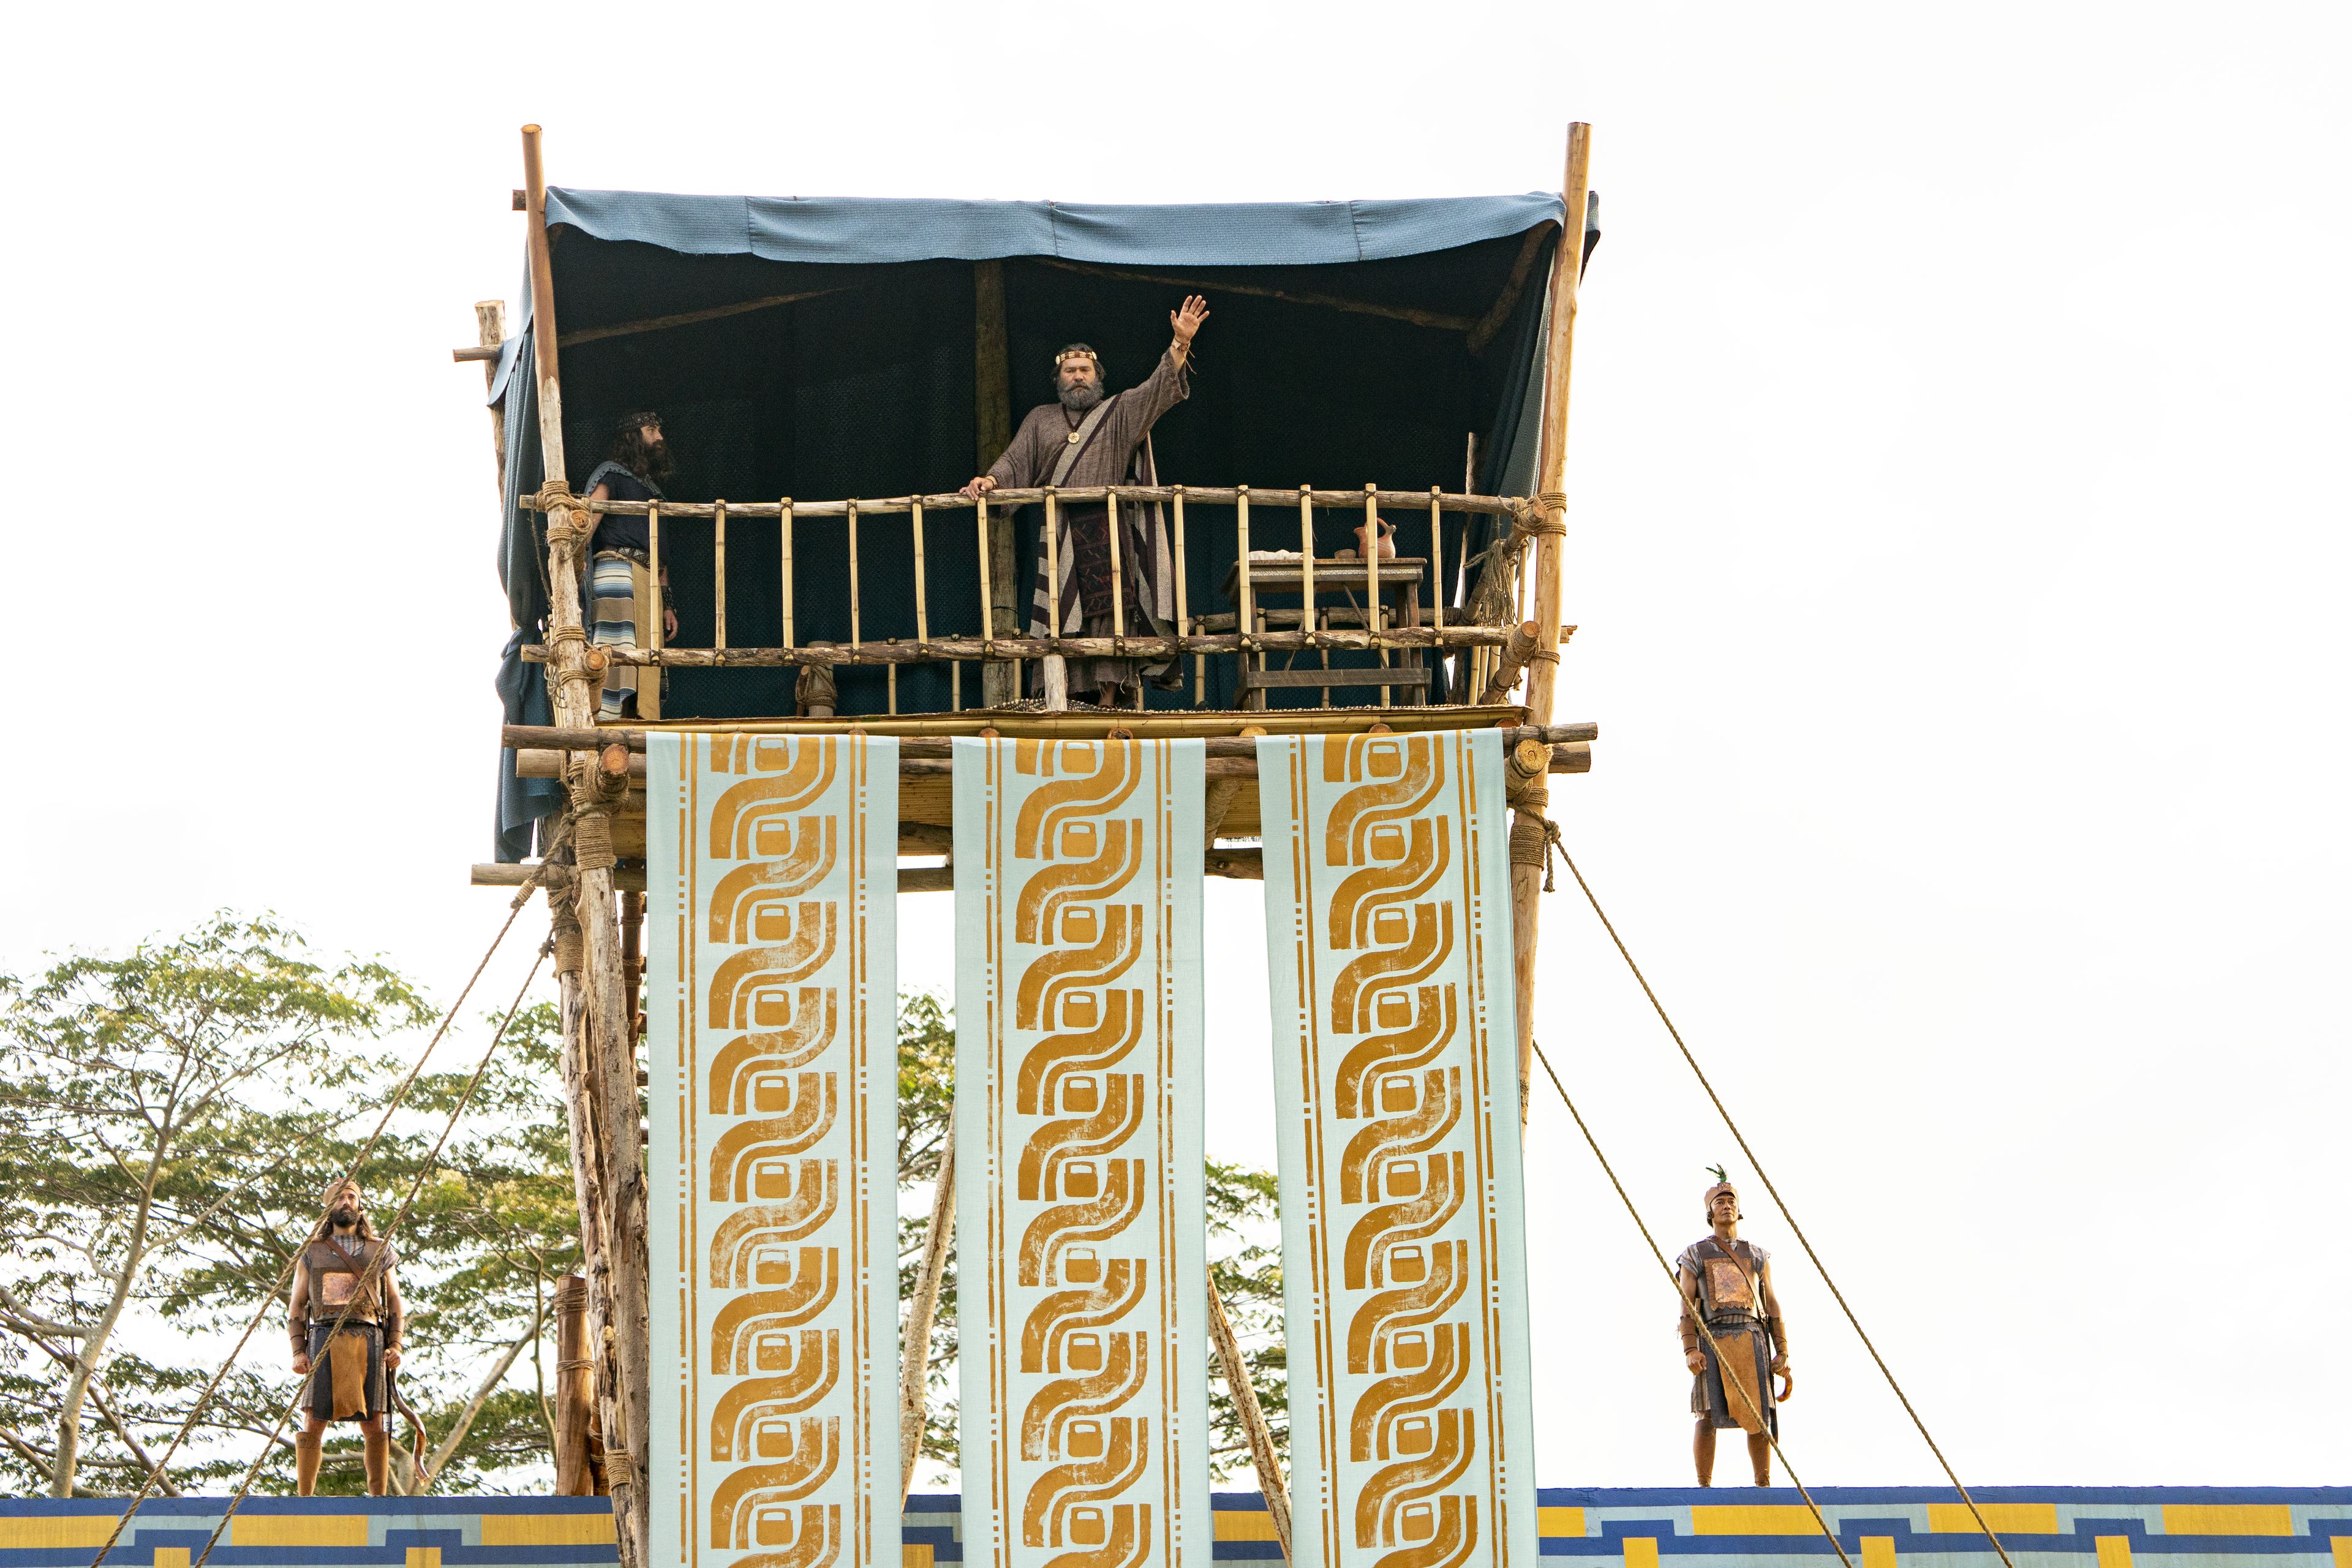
[1539,828,2020,1568]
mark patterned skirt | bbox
[590,551,660,720]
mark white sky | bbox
[7,0,2346,1493]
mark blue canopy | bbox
[491,187,1596,857]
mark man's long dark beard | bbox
[1058,382,1106,413]
[635,439,676,484]
[330,1206,358,1231]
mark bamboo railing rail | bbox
[538,480,1540,714]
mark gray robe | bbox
[986,348,1191,697]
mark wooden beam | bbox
[559,484,1522,518]
[1206,1270,1292,1560]
[1465,222,1554,355]
[897,1117,955,1505]
[1034,255,1475,334]
[1479,620,1543,705]
[558,287,849,351]
[504,721,1598,757]
[530,624,1520,669]
[1204,846,1264,880]
[473,302,507,496]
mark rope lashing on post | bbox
[1526,491,1569,535]
[535,479,596,545]
[186,940,551,1557]
[1537,824,2020,1568]
[1525,1038,1852,1566]
[88,876,551,1562]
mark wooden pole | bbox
[1107,488,1125,644]
[522,123,648,1568]
[911,499,930,646]
[847,499,862,657]
[714,501,728,650]
[475,301,507,492]
[780,500,794,650]
[1511,122,1593,1126]
[1042,489,1066,707]
[552,1274,596,1494]
[897,1117,955,1506]
[1206,1272,1291,1559]
[974,495,995,661]
[976,262,1020,707]
[507,722,1596,758]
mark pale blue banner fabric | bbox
[1256,728,1538,1568]
[646,734,902,1568]
[951,736,1212,1568]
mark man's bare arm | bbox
[1759,1259,1792,1396]
[288,1261,312,1371]
[1677,1262,1705,1374]
[380,1265,405,1369]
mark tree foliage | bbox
[0,917,576,1497]
[0,920,1288,1500]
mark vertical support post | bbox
[1365,483,1387,707]
[1107,488,1125,644]
[1512,122,1593,1126]
[713,501,728,650]
[1235,487,1256,710]
[975,261,1020,707]
[1174,488,1200,704]
[1428,488,1444,631]
[552,1274,597,1495]
[847,499,862,657]
[975,496,995,659]
[1297,485,1316,632]
[475,301,508,491]
[647,505,662,656]
[521,122,647,1568]
[1042,488,1066,708]
[780,500,795,650]
[912,499,930,646]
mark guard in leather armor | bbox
[1677,1172,1793,1487]
[287,1178,407,1494]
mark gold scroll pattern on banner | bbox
[995,739,1172,1568]
[692,735,862,1568]
[1310,733,1500,1568]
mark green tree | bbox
[893,992,1287,1490]
[0,918,580,1498]
[0,914,429,1496]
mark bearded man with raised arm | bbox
[962,295,1211,707]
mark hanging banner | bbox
[954,736,1211,1568]
[647,733,901,1568]
[1256,729,1537,1568]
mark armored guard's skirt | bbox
[305,1322,386,1423]
[1692,1316,1777,1436]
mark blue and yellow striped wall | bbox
[4,1488,2345,1568]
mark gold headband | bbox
[1053,350,1100,370]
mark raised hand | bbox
[1170,295,1211,344]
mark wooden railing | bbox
[532,482,1545,714]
